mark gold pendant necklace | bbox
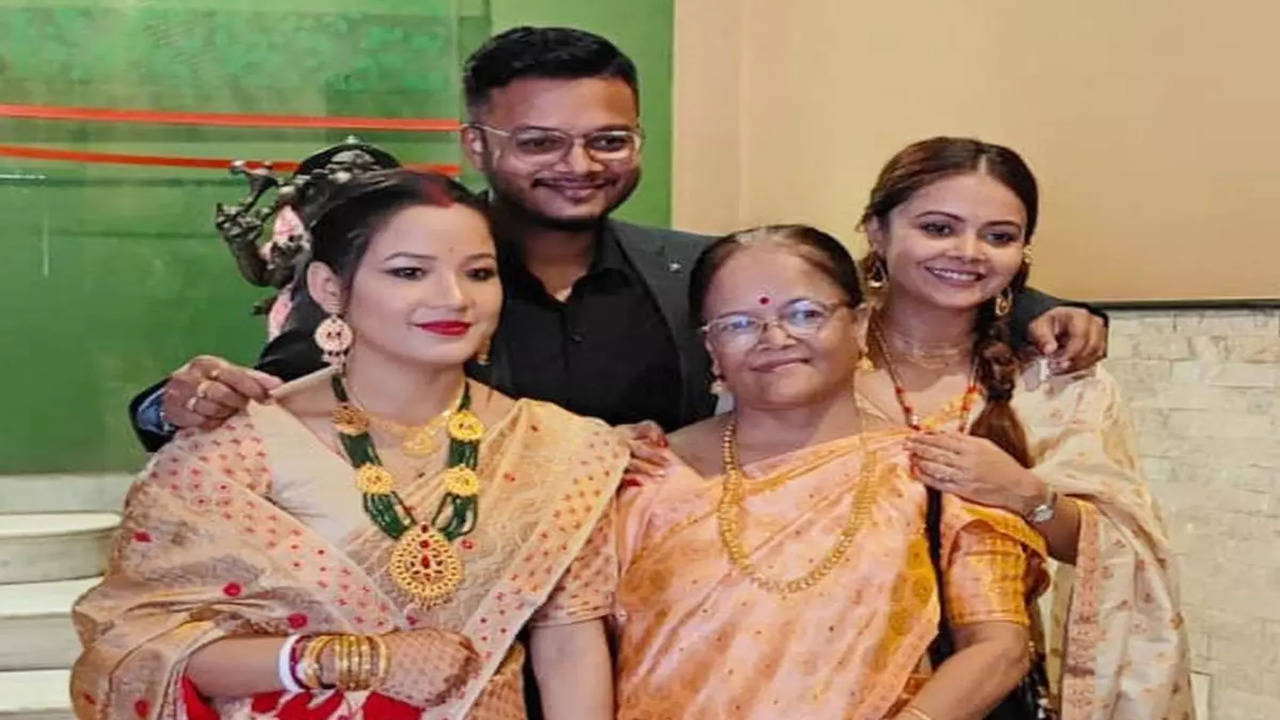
[716,409,879,596]
[330,375,484,608]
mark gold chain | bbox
[878,320,973,370]
[345,382,464,457]
[716,415,880,596]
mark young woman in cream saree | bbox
[72,170,625,720]
[860,138,1192,719]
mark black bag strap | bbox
[925,486,956,665]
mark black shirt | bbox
[477,226,685,430]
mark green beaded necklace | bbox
[329,373,484,606]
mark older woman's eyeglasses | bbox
[701,298,848,349]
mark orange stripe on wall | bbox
[0,103,460,132]
[0,144,460,175]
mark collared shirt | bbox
[477,225,684,430]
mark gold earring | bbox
[994,287,1014,317]
[866,255,888,290]
[314,314,353,366]
[475,336,492,366]
[1022,246,1034,267]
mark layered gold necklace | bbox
[330,375,485,608]
[716,407,879,597]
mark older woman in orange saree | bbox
[72,171,625,720]
[613,225,1050,720]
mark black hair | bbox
[307,169,488,298]
[463,26,639,116]
[688,224,864,323]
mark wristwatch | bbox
[1023,489,1057,524]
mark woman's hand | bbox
[905,431,1045,516]
[377,628,480,708]
[615,420,672,487]
[185,627,478,705]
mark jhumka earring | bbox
[475,336,492,366]
[994,287,1014,317]
[710,375,727,395]
[1022,245,1034,267]
[314,314,354,366]
[866,255,888,290]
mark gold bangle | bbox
[319,635,340,689]
[338,635,355,690]
[351,635,367,691]
[901,706,937,720]
[356,635,372,691]
[298,634,333,689]
[347,635,361,691]
[369,634,389,689]
[332,635,345,690]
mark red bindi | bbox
[757,295,771,306]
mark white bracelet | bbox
[277,634,304,694]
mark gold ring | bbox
[185,396,200,413]
[196,380,212,399]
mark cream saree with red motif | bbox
[73,372,626,720]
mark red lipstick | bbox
[415,321,472,337]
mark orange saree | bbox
[613,430,1048,720]
[72,376,627,720]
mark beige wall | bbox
[673,0,1280,301]
[1106,307,1280,720]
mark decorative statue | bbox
[213,137,401,330]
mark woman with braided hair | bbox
[858,137,1192,718]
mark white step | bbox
[0,577,98,671]
[0,514,118,584]
[0,669,72,720]
[0,474,132,514]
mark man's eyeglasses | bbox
[700,298,849,350]
[466,124,644,167]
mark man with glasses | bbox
[128,26,1106,449]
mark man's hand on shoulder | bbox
[163,355,282,431]
[1025,306,1108,374]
